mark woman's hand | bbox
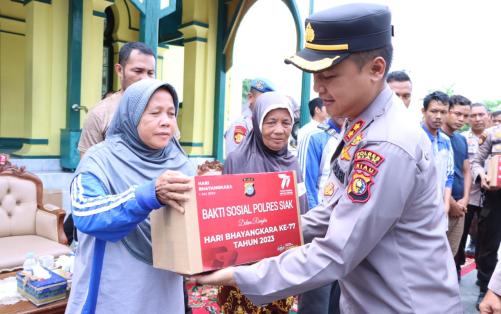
[155,170,192,213]
[192,267,236,286]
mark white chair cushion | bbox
[0,176,37,237]
[0,235,72,272]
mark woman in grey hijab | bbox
[67,79,195,314]
[218,91,308,314]
[223,91,308,212]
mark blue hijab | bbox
[76,79,195,264]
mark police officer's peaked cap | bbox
[285,3,393,73]
[250,78,275,93]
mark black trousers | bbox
[476,190,501,292]
[298,281,341,314]
[455,204,480,269]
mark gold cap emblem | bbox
[305,23,315,43]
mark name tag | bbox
[332,160,345,184]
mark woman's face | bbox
[138,89,177,149]
[261,108,293,151]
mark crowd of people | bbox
[65,2,501,314]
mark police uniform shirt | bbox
[233,86,462,313]
[462,130,484,207]
[78,91,122,154]
[471,124,501,181]
[224,114,253,156]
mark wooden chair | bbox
[0,154,71,272]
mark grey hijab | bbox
[75,78,195,264]
[223,92,308,213]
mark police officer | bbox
[197,3,462,313]
[471,123,501,308]
[224,78,275,156]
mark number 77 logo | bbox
[278,173,291,189]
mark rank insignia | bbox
[324,182,335,196]
[233,125,247,144]
[343,120,365,142]
[354,149,384,166]
[341,134,363,161]
[347,171,373,203]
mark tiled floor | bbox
[461,268,481,314]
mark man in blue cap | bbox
[197,3,462,313]
[224,78,275,156]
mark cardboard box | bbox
[487,155,501,188]
[43,189,63,208]
[151,170,303,275]
[16,269,67,306]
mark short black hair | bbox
[308,98,323,118]
[118,42,154,67]
[349,45,393,77]
[449,94,471,109]
[423,91,449,111]
[492,110,501,118]
[386,71,411,83]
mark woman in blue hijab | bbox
[66,79,195,314]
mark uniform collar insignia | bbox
[343,120,365,142]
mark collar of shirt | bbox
[341,84,393,139]
[421,124,451,152]
[319,119,342,133]
[327,119,341,133]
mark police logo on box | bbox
[243,177,255,197]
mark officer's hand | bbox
[191,267,236,286]
[481,175,501,191]
[155,171,192,213]
[480,175,489,190]
[479,290,501,314]
[481,174,493,191]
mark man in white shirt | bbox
[297,98,328,144]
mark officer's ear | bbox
[114,63,123,79]
[368,56,386,81]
